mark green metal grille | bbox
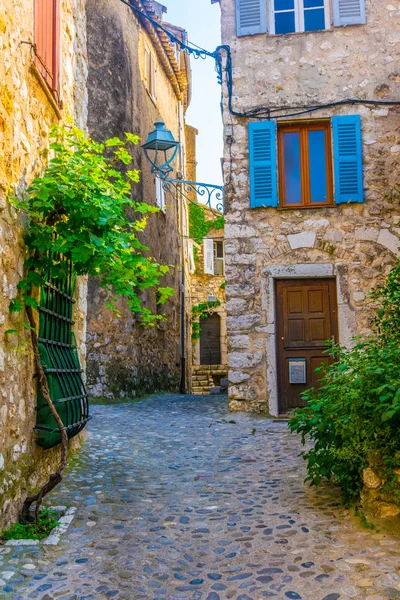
[35,256,90,449]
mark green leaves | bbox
[125,132,140,145]
[9,124,174,326]
[105,137,125,147]
[289,272,400,506]
[9,299,24,313]
[189,203,224,243]
[24,296,38,309]
[191,300,221,339]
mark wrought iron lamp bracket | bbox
[156,170,224,216]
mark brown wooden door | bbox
[276,279,338,414]
[200,313,221,365]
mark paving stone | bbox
[1,394,400,599]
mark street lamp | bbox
[143,121,186,394]
[142,123,224,396]
[142,121,180,176]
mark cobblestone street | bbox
[1,394,400,600]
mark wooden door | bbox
[200,313,221,365]
[276,279,338,414]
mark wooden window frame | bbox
[144,44,157,104]
[213,241,224,276]
[34,0,61,106]
[278,120,334,209]
[268,0,331,35]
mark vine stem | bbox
[21,294,68,523]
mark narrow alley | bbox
[2,395,400,600]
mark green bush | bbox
[2,508,59,540]
[289,257,400,505]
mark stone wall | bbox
[0,0,88,527]
[185,123,227,385]
[362,461,400,519]
[85,0,190,399]
[218,0,400,413]
[190,226,227,370]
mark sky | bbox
[163,0,223,185]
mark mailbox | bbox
[289,358,307,384]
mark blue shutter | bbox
[236,0,267,36]
[332,115,364,204]
[332,0,366,26]
[248,121,278,208]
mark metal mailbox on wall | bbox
[288,358,307,384]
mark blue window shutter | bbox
[248,121,278,208]
[332,115,364,204]
[332,0,366,26]
[236,0,267,36]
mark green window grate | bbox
[35,256,90,449]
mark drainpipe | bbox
[177,100,186,394]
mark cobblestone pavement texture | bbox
[1,394,400,600]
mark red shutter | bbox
[34,0,60,98]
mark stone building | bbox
[85,0,193,398]
[0,0,88,526]
[190,220,228,394]
[186,126,228,394]
[214,0,400,414]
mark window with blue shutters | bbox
[332,115,364,204]
[236,0,268,36]
[248,121,278,208]
[248,116,364,209]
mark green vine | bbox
[192,322,201,341]
[10,124,174,325]
[189,204,224,262]
[191,300,221,339]
[7,123,175,520]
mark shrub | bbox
[289,257,400,505]
[2,508,59,540]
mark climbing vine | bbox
[7,124,174,520]
[191,300,221,339]
[189,203,224,262]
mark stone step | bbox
[210,386,221,394]
[192,373,211,378]
[192,386,210,393]
[193,369,227,376]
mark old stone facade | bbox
[185,124,227,393]
[0,0,88,527]
[190,216,227,394]
[85,0,193,399]
[215,0,400,414]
